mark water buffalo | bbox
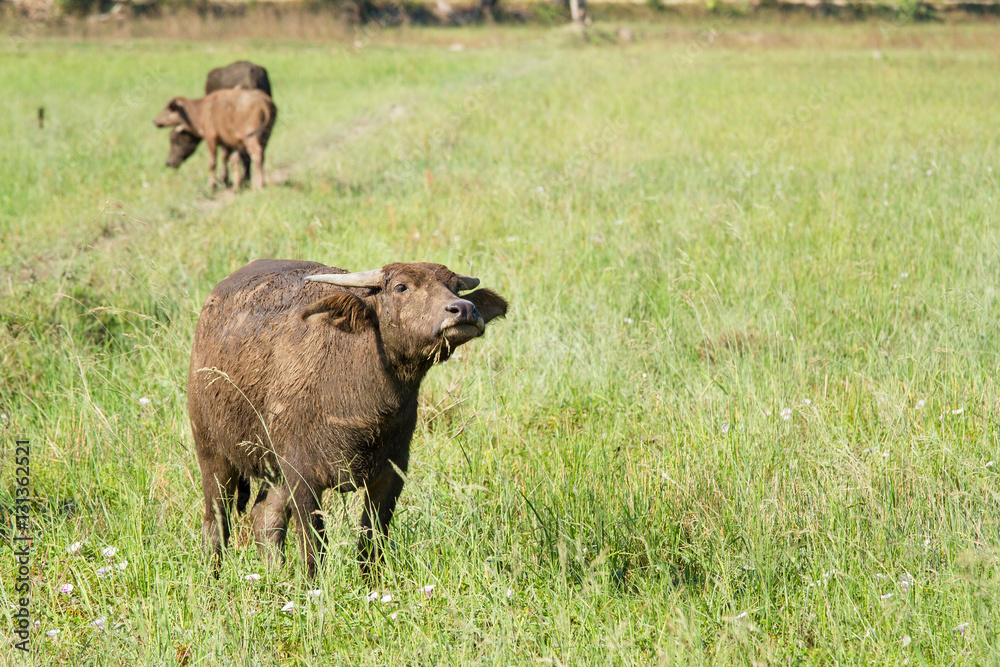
[166,126,202,168]
[187,259,508,577]
[206,61,272,98]
[166,61,272,176]
[154,88,276,189]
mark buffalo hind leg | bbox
[246,136,265,189]
[358,461,407,578]
[229,149,242,190]
[239,150,251,186]
[250,483,290,569]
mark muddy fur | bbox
[187,259,507,577]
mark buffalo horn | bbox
[305,269,384,288]
[456,275,480,291]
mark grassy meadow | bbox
[1,18,1000,665]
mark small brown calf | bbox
[154,89,276,190]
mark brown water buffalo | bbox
[187,259,508,577]
[154,88,276,189]
[166,61,272,176]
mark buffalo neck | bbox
[373,332,435,399]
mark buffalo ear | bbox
[466,289,508,324]
[300,292,373,334]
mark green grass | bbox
[1,22,999,665]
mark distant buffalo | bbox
[166,126,202,169]
[206,61,271,98]
[154,88,276,189]
[166,61,272,179]
[187,259,508,577]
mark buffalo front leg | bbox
[196,449,241,569]
[250,483,291,569]
[357,461,407,577]
[288,480,326,578]
[205,138,219,190]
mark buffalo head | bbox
[154,97,195,132]
[304,262,507,367]
[166,126,202,168]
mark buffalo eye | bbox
[393,283,409,294]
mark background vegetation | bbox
[1,19,998,664]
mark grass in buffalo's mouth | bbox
[1,20,999,666]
